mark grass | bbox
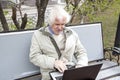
[86,0,120,63]
[89,0,120,48]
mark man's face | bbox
[51,17,66,35]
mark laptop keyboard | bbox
[55,76,63,80]
[66,65,75,70]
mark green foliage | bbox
[65,4,75,14]
[9,23,17,30]
[88,0,120,48]
[81,0,113,19]
[80,1,93,15]
[25,17,36,29]
[65,0,113,24]
[3,10,9,15]
[66,0,120,48]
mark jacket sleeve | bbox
[29,32,55,69]
[74,33,88,66]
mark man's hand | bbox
[54,60,67,73]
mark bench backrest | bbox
[70,23,104,61]
[0,31,39,80]
[0,22,103,80]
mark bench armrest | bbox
[104,47,120,65]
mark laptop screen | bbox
[62,64,102,80]
[50,63,103,80]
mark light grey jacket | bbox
[29,27,88,80]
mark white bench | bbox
[0,22,120,80]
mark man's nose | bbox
[58,25,64,30]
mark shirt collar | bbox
[48,26,54,35]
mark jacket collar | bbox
[39,26,72,38]
[63,27,72,37]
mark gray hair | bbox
[48,5,71,26]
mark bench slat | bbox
[97,65,120,79]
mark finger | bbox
[56,64,65,73]
[59,67,65,73]
[63,64,67,70]
[57,67,63,73]
[60,65,67,73]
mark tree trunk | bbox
[0,1,9,31]
[21,13,27,29]
[12,7,20,30]
[12,6,27,30]
[36,0,49,28]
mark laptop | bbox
[50,63,103,80]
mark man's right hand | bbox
[54,60,67,73]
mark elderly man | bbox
[29,5,88,80]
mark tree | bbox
[0,1,9,31]
[11,1,27,30]
[0,0,27,31]
[65,0,113,24]
[65,0,83,24]
[36,0,49,28]
[0,0,49,32]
